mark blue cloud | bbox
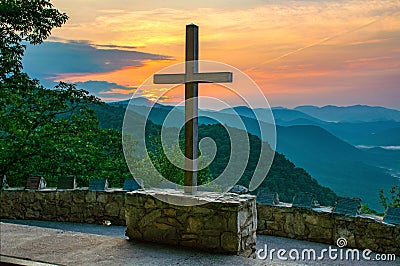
[22,40,172,81]
[74,80,136,100]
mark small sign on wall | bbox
[25,176,46,190]
[57,175,76,190]
[88,179,108,191]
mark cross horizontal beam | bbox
[153,72,233,84]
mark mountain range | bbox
[108,98,400,211]
[295,105,400,122]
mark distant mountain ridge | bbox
[220,106,323,123]
[109,97,165,108]
[295,105,400,122]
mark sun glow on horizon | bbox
[40,0,400,108]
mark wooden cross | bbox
[153,24,233,194]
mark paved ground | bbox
[1,219,127,238]
[0,220,398,266]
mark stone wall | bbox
[125,189,257,257]
[0,189,126,225]
[2,189,399,256]
[257,204,400,255]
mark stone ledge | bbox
[257,204,400,255]
[1,189,126,225]
[125,189,257,257]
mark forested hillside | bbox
[94,104,337,206]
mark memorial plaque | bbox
[292,192,316,209]
[257,192,279,206]
[383,206,400,225]
[123,178,141,191]
[88,179,108,191]
[333,196,361,216]
[160,181,177,190]
[57,175,76,189]
[25,176,46,190]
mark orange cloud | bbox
[48,0,400,108]
[100,87,136,95]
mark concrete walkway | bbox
[0,221,398,266]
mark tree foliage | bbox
[1,0,129,187]
[379,185,400,209]
[0,0,68,79]
[197,124,337,206]
[145,135,213,186]
[94,104,338,205]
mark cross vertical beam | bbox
[153,24,233,195]
[184,24,198,194]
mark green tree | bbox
[379,185,400,209]
[1,0,129,187]
[145,136,213,186]
[0,0,68,79]
[361,203,378,215]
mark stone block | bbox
[31,202,42,211]
[20,190,35,203]
[139,209,162,227]
[192,206,214,215]
[3,190,18,200]
[198,235,220,249]
[56,206,70,217]
[221,232,239,251]
[105,201,120,217]
[142,227,165,242]
[85,191,97,203]
[12,203,26,219]
[125,189,256,256]
[71,204,84,214]
[180,239,197,247]
[34,192,43,201]
[119,207,126,221]
[25,209,40,219]
[154,222,174,230]
[163,208,176,217]
[43,191,56,202]
[227,212,239,232]
[144,197,157,208]
[72,190,85,204]
[57,191,72,203]
[96,192,108,204]
[305,213,333,228]
[307,224,332,242]
[257,205,273,221]
[69,213,84,223]
[204,215,226,230]
[108,192,125,203]
[356,236,379,251]
[125,207,145,225]
[285,212,306,238]
[186,216,203,232]
[182,233,197,239]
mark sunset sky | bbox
[22,0,400,109]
